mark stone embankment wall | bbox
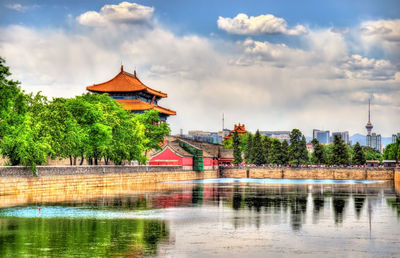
[0,166,218,197]
[395,170,400,194]
[1,166,399,208]
[220,167,396,180]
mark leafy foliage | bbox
[362,146,382,161]
[251,130,265,165]
[288,129,308,165]
[352,142,365,165]
[383,138,400,162]
[0,57,169,171]
[232,131,242,164]
[311,138,328,164]
[331,135,349,165]
[244,133,253,163]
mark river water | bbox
[0,178,399,257]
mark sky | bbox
[0,0,399,136]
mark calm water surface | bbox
[0,178,399,257]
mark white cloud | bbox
[359,19,400,65]
[361,19,400,43]
[342,55,397,81]
[217,13,307,35]
[5,3,36,12]
[77,2,154,27]
[0,5,399,136]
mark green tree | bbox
[331,135,349,165]
[0,58,50,173]
[137,109,170,157]
[288,129,308,165]
[362,146,382,161]
[383,138,400,162]
[352,142,365,165]
[244,133,253,163]
[232,131,242,165]
[251,130,265,165]
[268,138,284,165]
[311,138,328,164]
[281,140,289,165]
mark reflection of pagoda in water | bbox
[86,65,176,121]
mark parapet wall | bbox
[220,167,396,180]
[0,169,218,198]
[0,165,185,178]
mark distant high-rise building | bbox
[367,133,381,152]
[312,129,330,144]
[332,131,349,145]
[260,131,290,143]
[365,99,373,135]
[392,133,400,143]
[365,99,381,152]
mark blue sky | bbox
[0,1,399,136]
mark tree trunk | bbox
[94,158,98,165]
[73,157,77,165]
[80,155,84,165]
[69,156,73,166]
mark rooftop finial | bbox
[134,69,136,77]
[120,64,123,72]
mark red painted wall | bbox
[203,157,214,166]
[150,147,193,166]
[182,157,193,166]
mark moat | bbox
[1,178,399,257]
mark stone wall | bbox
[0,165,185,178]
[0,169,218,198]
[220,167,396,180]
[395,170,400,194]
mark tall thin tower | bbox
[222,113,224,131]
[365,99,373,135]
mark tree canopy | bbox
[0,57,170,172]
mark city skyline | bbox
[1,1,399,135]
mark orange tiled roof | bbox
[223,123,247,140]
[117,99,176,116]
[86,66,167,98]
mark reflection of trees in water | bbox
[0,218,169,257]
[312,192,325,223]
[239,185,308,230]
[232,185,243,210]
[288,194,308,231]
[332,195,348,224]
[386,197,400,218]
[354,196,366,220]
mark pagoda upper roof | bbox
[117,99,176,116]
[86,65,167,98]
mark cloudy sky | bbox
[0,0,399,136]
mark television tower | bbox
[365,99,373,135]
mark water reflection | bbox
[1,180,400,257]
[0,218,168,257]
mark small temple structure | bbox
[86,65,176,121]
[223,123,248,141]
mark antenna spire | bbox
[222,113,224,131]
[368,98,371,122]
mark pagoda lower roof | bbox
[117,99,176,116]
[86,68,167,98]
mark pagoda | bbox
[223,123,248,140]
[86,65,176,121]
